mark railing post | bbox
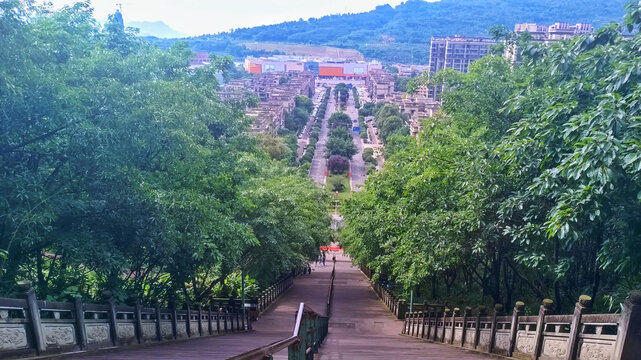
[133,299,144,344]
[474,306,486,348]
[397,300,408,320]
[450,307,459,344]
[426,307,433,340]
[402,313,408,334]
[170,300,178,339]
[154,301,162,341]
[73,297,88,350]
[197,305,203,336]
[21,282,46,355]
[533,299,553,358]
[441,308,450,342]
[508,301,525,357]
[236,306,241,331]
[216,307,221,334]
[421,304,427,338]
[185,303,192,337]
[106,292,120,346]
[223,308,228,333]
[565,295,592,360]
[489,304,504,353]
[614,291,641,360]
[207,305,213,335]
[461,306,471,347]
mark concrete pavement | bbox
[318,253,491,359]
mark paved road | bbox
[309,89,336,186]
[297,88,325,160]
[73,265,334,360]
[318,253,490,359]
[345,88,367,191]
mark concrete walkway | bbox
[73,254,489,359]
[318,253,489,359]
[73,264,333,360]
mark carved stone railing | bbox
[255,275,294,315]
[359,265,407,319]
[0,279,291,359]
[400,292,641,360]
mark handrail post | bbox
[21,283,46,355]
[421,304,427,338]
[461,306,471,347]
[474,306,485,348]
[207,304,213,335]
[106,292,120,346]
[508,301,525,357]
[197,305,203,336]
[154,301,162,341]
[441,308,450,342]
[426,306,433,340]
[533,299,553,358]
[170,300,178,339]
[224,308,228,333]
[134,299,143,344]
[216,307,221,334]
[489,304,503,353]
[450,307,459,344]
[185,303,192,337]
[565,295,592,360]
[613,291,641,360]
[74,297,88,350]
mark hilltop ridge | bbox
[148,0,630,63]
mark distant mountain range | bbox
[146,0,631,64]
[128,21,185,38]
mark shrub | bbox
[328,155,350,174]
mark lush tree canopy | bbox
[341,5,641,313]
[0,1,330,305]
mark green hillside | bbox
[151,0,630,63]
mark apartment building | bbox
[514,22,594,43]
[428,36,496,74]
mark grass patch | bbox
[327,173,351,202]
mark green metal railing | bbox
[229,263,335,360]
[228,302,328,360]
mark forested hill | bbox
[154,0,630,64]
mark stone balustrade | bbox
[0,275,294,359]
[361,265,640,359]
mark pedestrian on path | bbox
[332,255,336,264]
[322,254,326,266]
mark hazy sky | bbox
[43,0,439,36]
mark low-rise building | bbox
[220,71,315,133]
[245,56,382,80]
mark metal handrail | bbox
[326,262,335,316]
[227,303,308,360]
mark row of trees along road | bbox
[342,2,641,314]
[0,2,331,305]
[334,83,350,109]
[300,88,330,165]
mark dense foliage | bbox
[0,1,331,304]
[341,3,641,313]
[284,95,314,135]
[300,88,330,164]
[149,0,628,64]
[326,116,357,160]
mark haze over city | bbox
[43,0,439,36]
